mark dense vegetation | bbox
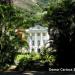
[0,0,28,69]
[15,48,55,71]
[13,0,51,28]
[1,0,75,71]
[45,0,75,67]
[0,0,52,70]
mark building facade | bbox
[26,25,49,52]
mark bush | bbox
[40,47,55,66]
[15,52,41,71]
[15,48,55,71]
[30,51,41,61]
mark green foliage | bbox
[15,52,41,71]
[30,52,41,61]
[15,53,31,64]
[0,1,28,69]
[44,0,75,67]
[0,3,17,67]
[13,0,52,28]
[40,47,55,64]
[15,47,56,71]
[15,44,57,71]
[15,52,41,64]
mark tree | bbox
[0,0,28,68]
[44,0,75,67]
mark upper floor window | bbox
[43,33,46,36]
[32,33,34,36]
[37,33,40,36]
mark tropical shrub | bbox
[15,52,41,71]
[40,47,55,65]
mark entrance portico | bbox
[26,25,49,52]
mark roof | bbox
[26,25,48,33]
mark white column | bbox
[40,32,43,47]
[45,32,50,48]
[35,33,37,52]
[29,33,32,52]
[47,32,49,40]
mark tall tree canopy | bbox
[45,0,75,67]
[0,0,28,67]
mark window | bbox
[32,33,34,36]
[43,33,46,36]
[38,40,40,46]
[32,40,34,46]
[43,40,45,44]
[37,33,40,36]
[43,40,46,44]
[38,48,40,53]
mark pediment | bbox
[29,25,47,30]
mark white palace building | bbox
[26,25,49,52]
